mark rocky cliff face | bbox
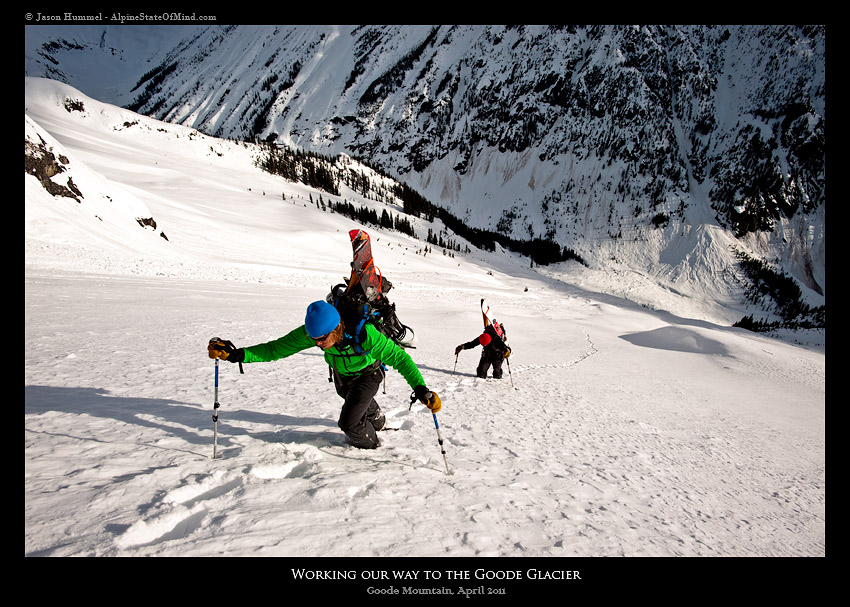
[26,24,826,317]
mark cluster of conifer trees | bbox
[732,250,824,330]
[258,142,584,266]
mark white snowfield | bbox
[25,78,824,566]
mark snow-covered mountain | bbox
[24,24,825,328]
[23,74,825,561]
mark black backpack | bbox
[484,323,509,357]
[328,280,414,354]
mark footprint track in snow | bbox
[245,442,324,480]
[249,459,319,479]
[114,470,242,549]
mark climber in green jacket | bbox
[208,300,441,449]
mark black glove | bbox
[414,385,441,412]
[454,345,464,355]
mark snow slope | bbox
[25,78,824,576]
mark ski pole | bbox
[453,353,458,374]
[410,392,450,474]
[506,357,514,388]
[212,357,220,459]
[431,411,450,475]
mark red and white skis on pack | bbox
[480,298,507,342]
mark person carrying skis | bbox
[455,321,511,379]
[208,300,441,450]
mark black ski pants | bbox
[476,348,504,379]
[332,365,385,449]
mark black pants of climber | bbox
[476,349,504,379]
[332,366,386,449]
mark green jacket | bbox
[242,323,425,389]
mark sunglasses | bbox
[312,332,332,342]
